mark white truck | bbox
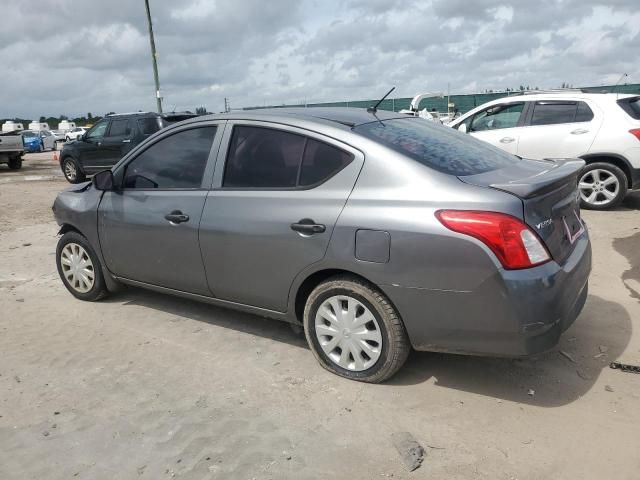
[0,131,25,170]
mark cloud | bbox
[0,0,638,118]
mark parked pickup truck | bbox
[0,131,24,170]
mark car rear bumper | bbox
[381,229,592,357]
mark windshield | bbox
[22,131,39,138]
[354,118,519,176]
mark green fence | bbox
[245,83,640,114]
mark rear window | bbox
[617,96,640,120]
[353,118,518,176]
[138,117,162,136]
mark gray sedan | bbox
[52,108,591,383]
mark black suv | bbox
[59,111,198,183]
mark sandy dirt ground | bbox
[1,152,639,479]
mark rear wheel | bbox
[303,275,410,383]
[579,162,628,210]
[56,231,108,301]
[62,157,85,183]
[8,157,22,170]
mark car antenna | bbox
[367,86,396,113]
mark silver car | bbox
[53,108,591,383]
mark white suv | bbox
[449,92,640,210]
[65,127,89,141]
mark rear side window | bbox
[354,118,518,176]
[137,117,162,136]
[530,101,593,125]
[223,126,353,188]
[123,127,216,189]
[617,96,640,120]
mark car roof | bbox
[196,107,407,128]
[106,111,198,119]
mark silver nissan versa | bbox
[53,108,591,383]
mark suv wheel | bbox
[303,275,410,383]
[8,157,22,170]
[579,162,628,210]
[56,231,109,301]
[62,157,85,183]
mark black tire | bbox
[62,157,85,183]
[8,157,22,170]
[303,275,410,383]
[39,142,44,152]
[56,231,109,302]
[579,162,628,210]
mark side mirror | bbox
[458,123,468,134]
[93,170,115,191]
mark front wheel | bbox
[579,162,628,210]
[56,231,108,301]
[62,157,85,183]
[303,276,410,383]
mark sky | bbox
[1,0,638,118]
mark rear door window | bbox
[123,127,216,189]
[223,126,353,189]
[354,118,518,176]
[299,139,353,186]
[137,117,162,136]
[530,101,593,125]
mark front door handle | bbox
[570,128,589,135]
[122,139,131,143]
[291,218,326,235]
[165,210,189,224]
[499,137,516,144]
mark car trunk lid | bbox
[459,158,585,265]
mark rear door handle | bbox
[570,128,589,135]
[291,218,326,235]
[165,210,189,224]
[499,137,516,144]
[122,139,131,143]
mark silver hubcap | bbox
[314,295,382,371]
[60,243,94,293]
[64,161,77,181]
[579,169,619,206]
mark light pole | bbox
[144,0,162,113]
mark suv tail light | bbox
[629,129,640,141]
[435,210,551,270]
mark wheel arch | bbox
[580,153,633,188]
[292,268,382,324]
[58,223,84,237]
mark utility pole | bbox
[144,0,162,113]
[224,97,230,113]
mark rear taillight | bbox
[629,129,640,141]
[435,210,551,270]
